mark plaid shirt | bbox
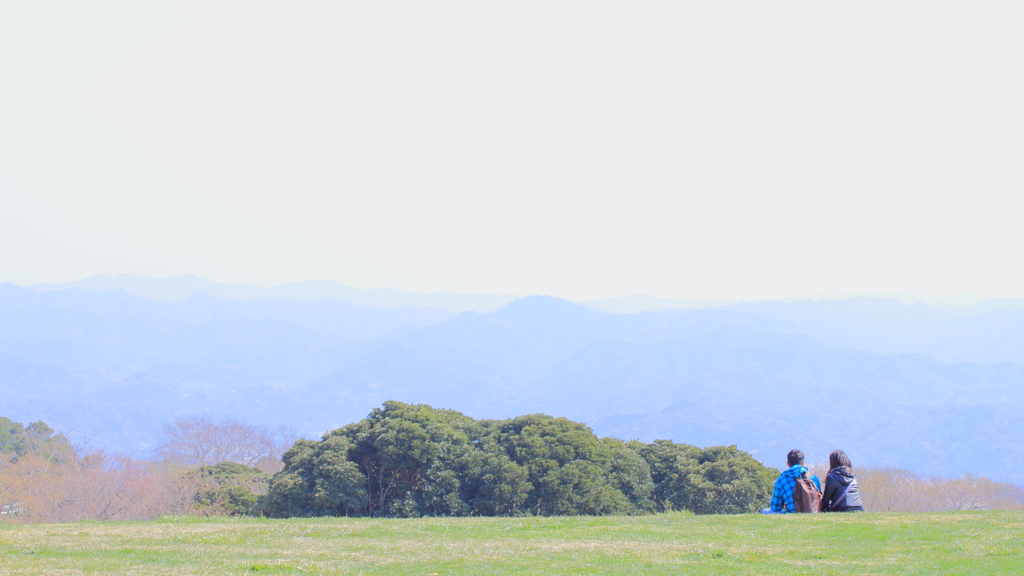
[770,465,821,513]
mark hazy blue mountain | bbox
[31,275,994,315]
[581,289,993,314]
[1,283,455,373]
[3,284,1024,482]
[0,283,456,449]
[726,297,1024,364]
[580,294,745,314]
[29,274,517,312]
[807,288,991,307]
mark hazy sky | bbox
[2,2,1022,301]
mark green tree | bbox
[485,414,642,515]
[193,461,268,485]
[458,449,530,516]
[260,436,368,517]
[196,485,259,516]
[0,417,76,464]
[603,438,656,513]
[334,401,481,517]
[188,462,269,516]
[670,445,776,514]
[539,460,631,515]
[631,440,774,514]
[627,439,701,512]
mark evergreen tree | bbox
[630,440,775,514]
[0,417,76,463]
[261,436,368,517]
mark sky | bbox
[2,2,1023,301]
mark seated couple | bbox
[761,449,865,513]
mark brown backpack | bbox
[792,474,821,513]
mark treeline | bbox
[260,401,776,517]
[1,405,777,521]
[4,407,1024,523]
[856,467,1024,512]
[1,417,180,522]
[0,416,277,522]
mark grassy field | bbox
[1,511,1022,575]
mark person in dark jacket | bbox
[820,449,865,512]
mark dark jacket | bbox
[820,467,865,512]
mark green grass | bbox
[1,511,1022,575]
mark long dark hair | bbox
[829,449,852,471]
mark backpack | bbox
[792,474,821,513]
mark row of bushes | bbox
[258,401,777,517]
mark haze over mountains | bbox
[29,274,517,313]
[4,276,1024,483]
[29,274,993,313]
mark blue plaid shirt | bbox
[770,465,821,513]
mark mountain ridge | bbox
[22,275,1012,314]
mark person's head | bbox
[829,449,852,471]
[786,449,805,467]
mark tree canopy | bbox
[0,417,76,464]
[262,402,774,518]
[189,462,270,516]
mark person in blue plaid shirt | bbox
[761,449,821,514]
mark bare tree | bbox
[857,467,1024,512]
[0,452,200,524]
[157,416,291,468]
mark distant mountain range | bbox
[4,278,1024,483]
[28,274,517,312]
[27,274,995,313]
